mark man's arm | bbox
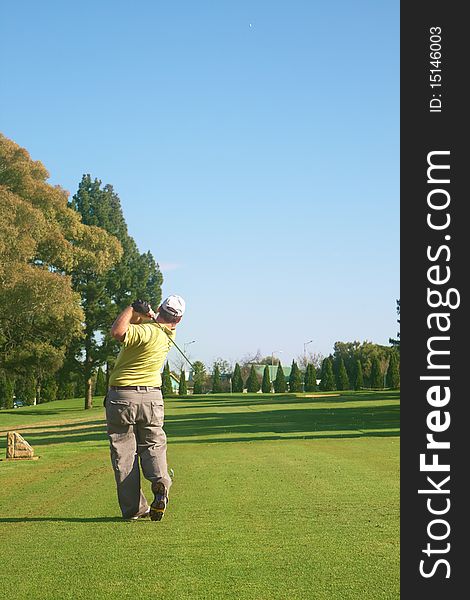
[110,306,145,342]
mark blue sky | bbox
[1,0,399,369]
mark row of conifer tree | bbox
[161,352,400,396]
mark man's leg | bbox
[106,389,149,519]
[137,390,172,518]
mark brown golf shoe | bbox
[150,482,168,521]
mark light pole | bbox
[303,340,313,364]
[184,340,196,355]
[183,341,196,380]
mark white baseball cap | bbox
[161,294,186,317]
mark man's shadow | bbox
[0,516,123,523]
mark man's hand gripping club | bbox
[110,300,156,342]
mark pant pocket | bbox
[107,399,132,426]
[151,402,164,426]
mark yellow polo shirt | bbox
[109,322,176,387]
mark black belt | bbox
[109,385,161,391]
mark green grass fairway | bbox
[0,391,399,599]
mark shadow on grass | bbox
[169,430,399,445]
[170,391,400,410]
[0,516,123,523]
[164,404,400,442]
[5,419,105,431]
[0,422,107,449]
[0,401,399,447]
[0,409,82,417]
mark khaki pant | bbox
[105,387,172,519]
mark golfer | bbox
[105,294,185,521]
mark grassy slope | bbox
[0,392,399,600]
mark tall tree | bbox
[0,372,14,409]
[14,374,36,406]
[0,135,121,404]
[211,364,222,394]
[178,370,187,395]
[41,377,58,403]
[386,350,400,388]
[289,360,303,393]
[95,367,107,396]
[320,358,336,391]
[192,361,206,395]
[246,366,260,393]
[273,364,287,393]
[354,360,364,390]
[370,357,383,388]
[161,362,173,397]
[333,341,361,386]
[304,364,317,392]
[231,363,243,393]
[69,174,162,409]
[261,365,271,393]
[335,358,350,391]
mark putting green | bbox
[0,391,399,599]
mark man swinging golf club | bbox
[106,294,186,521]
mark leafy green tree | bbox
[273,364,287,393]
[178,370,187,395]
[355,343,389,387]
[211,364,222,393]
[0,372,14,409]
[333,340,392,387]
[386,351,400,388]
[333,341,361,384]
[0,135,120,404]
[231,363,243,393]
[41,377,58,403]
[14,375,36,406]
[354,360,364,390]
[55,351,82,399]
[57,380,77,400]
[246,365,260,393]
[261,365,271,393]
[161,362,173,397]
[192,361,206,395]
[289,360,303,393]
[320,358,336,391]
[95,367,107,396]
[370,357,383,388]
[335,358,350,391]
[210,358,232,393]
[69,174,162,409]
[304,364,317,392]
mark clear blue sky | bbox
[1,0,399,369]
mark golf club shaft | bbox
[151,316,194,369]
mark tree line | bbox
[160,341,400,396]
[0,134,163,409]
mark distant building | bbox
[169,372,180,393]
[253,364,292,381]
